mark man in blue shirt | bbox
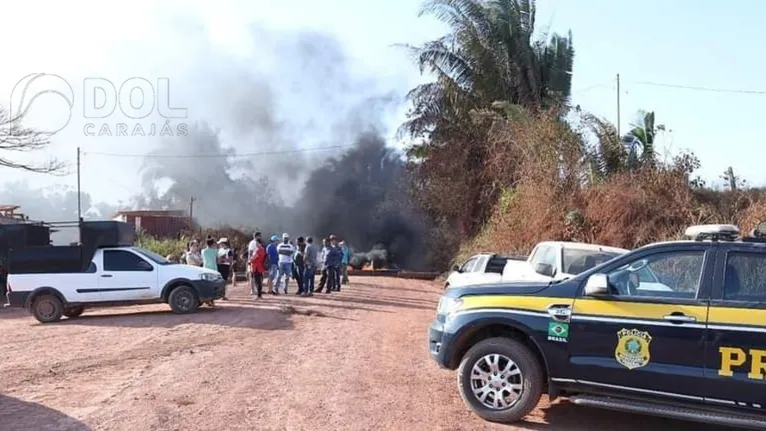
[339,240,350,285]
[265,235,280,294]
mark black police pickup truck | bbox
[429,223,766,430]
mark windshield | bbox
[563,249,621,274]
[132,247,171,265]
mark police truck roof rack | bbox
[684,224,740,242]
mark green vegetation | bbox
[402,0,766,268]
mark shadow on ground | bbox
[319,294,436,310]
[515,400,729,431]
[0,394,91,430]
[50,305,294,330]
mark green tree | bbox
[401,0,575,235]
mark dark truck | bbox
[0,223,51,299]
[429,223,766,429]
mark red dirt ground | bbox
[0,277,727,430]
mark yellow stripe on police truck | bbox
[708,306,766,327]
[459,296,570,313]
[573,299,708,321]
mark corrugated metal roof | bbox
[113,210,188,218]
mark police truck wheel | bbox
[168,285,199,314]
[63,306,85,318]
[457,337,543,423]
[32,294,64,324]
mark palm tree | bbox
[622,110,662,169]
[585,110,668,180]
[399,0,575,142]
[400,0,575,236]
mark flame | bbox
[359,261,387,271]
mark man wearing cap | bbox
[266,235,280,294]
[275,233,295,294]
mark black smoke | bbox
[293,132,431,270]
[122,21,435,269]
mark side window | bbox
[471,256,488,272]
[103,250,152,272]
[530,246,550,266]
[606,250,705,299]
[540,247,557,267]
[85,262,97,273]
[723,252,766,301]
[532,246,556,268]
[460,258,477,272]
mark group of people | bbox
[178,232,351,302]
[179,236,235,301]
[246,232,350,299]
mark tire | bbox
[168,285,199,314]
[32,294,64,324]
[457,337,543,423]
[63,306,85,318]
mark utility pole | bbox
[189,196,195,227]
[616,73,621,139]
[76,147,82,221]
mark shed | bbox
[112,210,191,238]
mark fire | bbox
[362,263,374,271]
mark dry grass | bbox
[455,108,766,264]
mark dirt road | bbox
[0,277,724,430]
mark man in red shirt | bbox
[249,238,268,299]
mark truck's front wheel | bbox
[457,337,543,423]
[32,294,64,324]
[168,285,199,314]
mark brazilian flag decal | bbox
[547,322,569,343]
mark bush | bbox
[136,226,252,271]
[451,108,766,266]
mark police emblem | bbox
[615,328,652,370]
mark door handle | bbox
[663,313,696,323]
[547,304,572,322]
[100,274,112,278]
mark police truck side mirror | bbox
[584,273,609,296]
[452,265,461,273]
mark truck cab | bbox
[429,223,766,429]
[4,221,225,323]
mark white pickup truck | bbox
[445,241,629,288]
[5,245,226,323]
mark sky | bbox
[0,0,763,208]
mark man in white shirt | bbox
[275,233,295,294]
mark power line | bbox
[633,80,766,95]
[572,84,614,95]
[82,144,357,159]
